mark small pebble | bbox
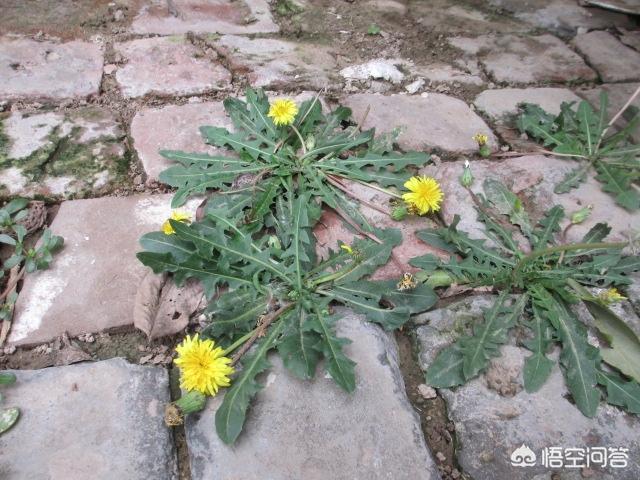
[103,64,117,75]
[418,384,437,399]
[436,451,446,462]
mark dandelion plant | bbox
[412,178,640,417]
[518,89,640,211]
[137,89,442,443]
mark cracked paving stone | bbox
[0,107,126,199]
[574,31,640,83]
[114,36,231,99]
[0,358,176,480]
[421,156,639,246]
[131,0,279,35]
[0,37,103,101]
[450,34,597,84]
[7,194,201,346]
[342,93,497,154]
[415,297,640,480]
[186,308,440,480]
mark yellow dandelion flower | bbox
[402,176,443,215]
[473,133,488,146]
[268,99,299,126]
[340,244,353,255]
[174,334,234,396]
[162,210,192,235]
[598,288,627,304]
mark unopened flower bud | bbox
[165,390,207,427]
[459,160,474,187]
[478,144,491,158]
[268,235,281,250]
[305,134,316,151]
[391,206,409,221]
[570,205,593,224]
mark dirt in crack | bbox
[395,330,467,480]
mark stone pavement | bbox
[1,0,640,479]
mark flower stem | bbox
[222,329,256,357]
[345,176,403,199]
[290,125,307,155]
[228,302,294,365]
[310,261,360,287]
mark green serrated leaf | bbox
[483,179,533,238]
[594,161,640,211]
[597,370,640,414]
[459,293,527,379]
[278,307,322,380]
[137,252,251,298]
[532,205,564,249]
[425,346,465,388]
[531,286,600,417]
[554,165,589,194]
[522,302,555,392]
[307,308,356,392]
[215,320,285,444]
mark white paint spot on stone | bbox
[9,268,68,342]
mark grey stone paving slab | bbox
[450,34,597,84]
[8,194,200,346]
[618,28,640,52]
[216,35,338,90]
[488,0,632,34]
[114,36,231,98]
[577,82,640,143]
[421,156,639,246]
[342,93,497,153]
[131,92,325,183]
[416,298,640,480]
[131,0,279,35]
[574,31,640,83]
[0,37,103,101]
[186,308,440,480]
[0,107,126,198]
[474,87,582,120]
[313,178,444,281]
[0,358,176,480]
